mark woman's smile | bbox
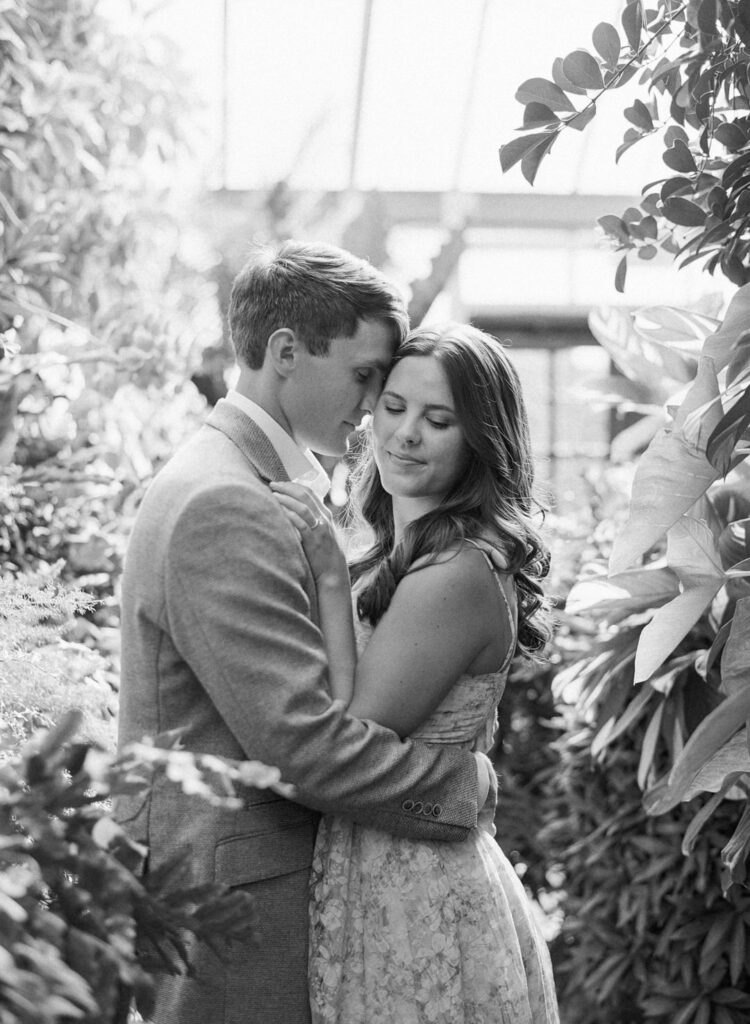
[373,356,469,509]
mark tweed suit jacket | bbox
[116,398,481,1024]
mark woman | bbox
[272,322,558,1024]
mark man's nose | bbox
[360,378,382,416]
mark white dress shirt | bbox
[224,389,330,501]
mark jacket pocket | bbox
[214,820,316,886]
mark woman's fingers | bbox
[271,481,327,515]
[270,481,330,529]
[273,493,314,529]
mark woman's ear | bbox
[266,328,299,378]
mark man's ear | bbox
[266,328,299,378]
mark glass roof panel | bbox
[146,0,670,196]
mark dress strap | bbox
[464,539,517,670]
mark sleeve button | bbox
[432,804,442,817]
[423,802,433,815]
[412,801,423,814]
[402,799,414,811]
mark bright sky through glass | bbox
[147,0,668,195]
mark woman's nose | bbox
[395,418,420,445]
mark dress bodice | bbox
[353,540,516,754]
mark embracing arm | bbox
[269,482,512,739]
[165,478,484,839]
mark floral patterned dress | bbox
[308,542,560,1024]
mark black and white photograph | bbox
[2,2,750,1023]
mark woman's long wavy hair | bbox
[347,322,551,658]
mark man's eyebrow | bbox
[366,358,391,374]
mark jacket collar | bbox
[205,398,289,483]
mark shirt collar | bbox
[225,390,330,500]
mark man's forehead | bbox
[344,323,396,366]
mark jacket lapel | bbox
[205,399,289,483]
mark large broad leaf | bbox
[706,383,750,477]
[633,517,727,681]
[588,307,692,396]
[681,771,749,855]
[610,413,666,463]
[703,282,750,372]
[719,518,750,568]
[669,514,725,579]
[726,328,750,385]
[609,428,721,573]
[645,687,750,814]
[635,579,724,682]
[566,564,679,621]
[631,305,718,348]
[688,741,750,802]
[722,802,750,888]
[720,597,750,695]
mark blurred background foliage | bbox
[4,0,750,1022]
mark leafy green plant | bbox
[0,0,217,699]
[0,709,290,1024]
[545,703,750,1024]
[0,566,113,750]
[0,0,214,480]
[500,0,750,290]
[0,559,288,1024]
[564,285,750,885]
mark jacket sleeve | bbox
[164,479,481,841]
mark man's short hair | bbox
[228,240,409,369]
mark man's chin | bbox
[308,426,358,460]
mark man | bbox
[117,240,495,1024]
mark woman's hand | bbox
[269,481,347,584]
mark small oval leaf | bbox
[515,77,577,112]
[566,103,596,132]
[521,102,561,129]
[499,132,553,174]
[662,196,707,227]
[625,98,654,131]
[715,121,748,152]
[622,0,644,51]
[562,49,605,91]
[615,254,628,292]
[663,139,698,173]
[592,22,622,67]
[552,56,587,96]
[520,133,556,186]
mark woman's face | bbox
[372,355,469,508]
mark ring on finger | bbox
[311,516,324,529]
